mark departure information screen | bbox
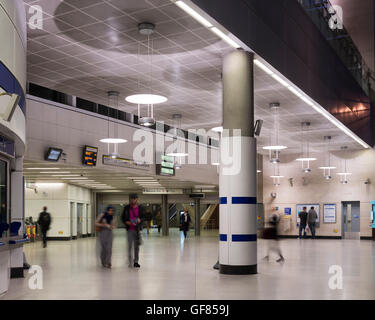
[156,154,175,176]
[83,146,98,166]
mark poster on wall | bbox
[323,204,336,223]
[296,204,320,225]
[284,208,291,216]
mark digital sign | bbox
[156,154,175,176]
[83,146,98,166]
[45,147,63,162]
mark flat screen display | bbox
[83,146,98,166]
[45,148,63,162]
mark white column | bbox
[219,50,257,274]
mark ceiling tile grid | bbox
[24,0,362,154]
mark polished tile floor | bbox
[2,229,375,300]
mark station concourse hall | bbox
[0,0,375,305]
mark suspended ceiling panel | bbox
[24,0,362,154]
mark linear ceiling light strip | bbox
[174,1,241,48]
[253,59,370,149]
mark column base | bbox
[219,264,257,275]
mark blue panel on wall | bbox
[0,61,26,114]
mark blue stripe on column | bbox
[220,197,227,204]
[219,234,227,241]
[232,197,257,204]
[232,234,257,242]
[219,234,257,242]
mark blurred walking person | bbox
[307,206,318,239]
[122,194,144,268]
[298,207,308,239]
[96,206,116,268]
[37,206,51,248]
[144,208,152,234]
[263,213,285,262]
[155,210,162,233]
[180,210,191,239]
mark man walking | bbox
[37,206,51,248]
[307,206,318,239]
[122,194,144,268]
[298,207,308,239]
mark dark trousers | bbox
[308,222,316,239]
[299,224,306,239]
[157,225,161,233]
[99,228,113,266]
[41,229,47,247]
[181,227,188,238]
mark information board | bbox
[323,204,336,223]
[296,204,320,224]
[156,154,175,176]
[83,146,98,166]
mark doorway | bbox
[86,204,89,235]
[70,202,74,238]
[77,203,83,238]
[342,201,360,239]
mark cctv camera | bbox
[254,119,263,136]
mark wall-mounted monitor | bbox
[45,147,63,162]
[83,146,98,166]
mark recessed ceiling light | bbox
[40,171,71,174]
[26,168,60,170]
[35,183,64,187]
[52,175,81,177]
[296,158,317,161]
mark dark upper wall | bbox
[192,0,373,146]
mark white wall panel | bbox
[263,149,375,237]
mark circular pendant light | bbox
[337,146,351,184]
[211,126,223,133]
[264,103,288,163]
[295,122,316,173]
[125,94,168,105]
[125,22,168,127]
[263,145,287,150]
[166,152,189,157]
[319,136,335,179]
[100,91,127,159]
[100,138,127,144]
[138,117,156,127]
